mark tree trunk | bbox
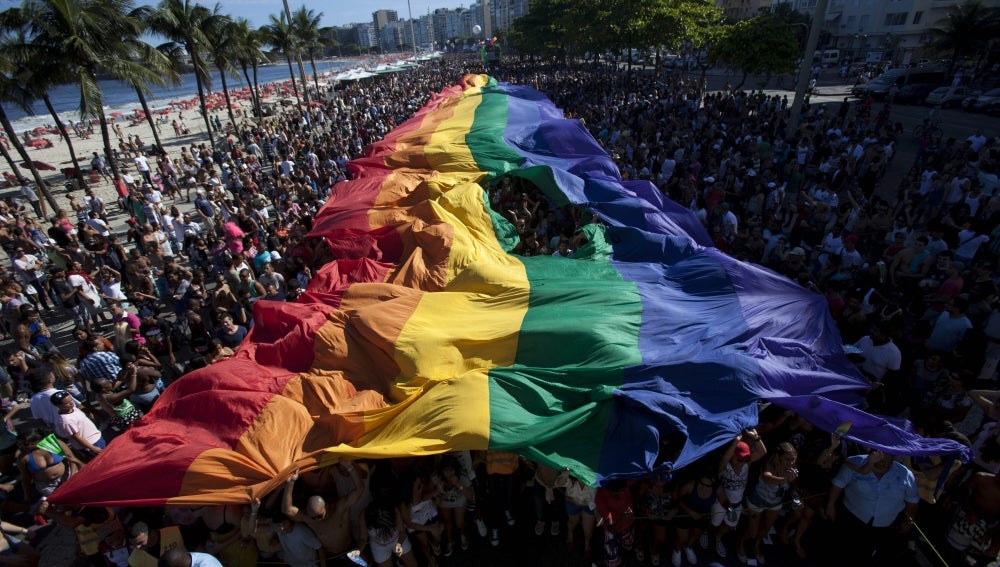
[294,50,310,106]
[192,61,216,152]
[98,112,121,180]
[42,94,86,187]
[241,63,260,117]
[0,138,18,173]
[309,51,320,92]
[0,106,56,215]
[285,54,301,103]
[135,88,165,154]
[252,63,262,116]
[219,68,238,131]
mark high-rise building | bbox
[372,9,398,31]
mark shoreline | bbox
[0,52,441,218]
[3,52,439,134]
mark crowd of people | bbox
[0,53,993,567]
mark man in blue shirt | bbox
[77,338,122,383]
[193,189,216,232]
[825,450,918,566]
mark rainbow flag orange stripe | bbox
[51,75,969,507]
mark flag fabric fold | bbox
[51,74,970,507]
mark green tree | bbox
[206,15,242,130]
[711,15,798,89]
[292,6,325,93]
[0,13,88,192]
[0,22,57,213]
[149,0,225,151]
[665,0,725,82]
[261,12,302,105]
[124,9,182,153]
[929,0,1000,72]
[230,18,266,118]
[17,0,159,182]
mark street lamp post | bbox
[407,0,417,56]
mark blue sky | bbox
[0,0,448,30]
[172,0,443,29]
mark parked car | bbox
[968,88,1000,113]
[924,86,980,108]
[893,83,943,105]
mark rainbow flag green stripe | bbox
[49,74,971,508]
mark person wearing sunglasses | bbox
[49,389,105,461]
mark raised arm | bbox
[281,470,305,521]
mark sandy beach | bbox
[1,52,420,225]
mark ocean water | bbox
[3,59,354,134]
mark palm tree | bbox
[0,30,57,214]
[261,13,302,105]
[230,18,267,117]
[0,13,87,196]
[149,0,225,151]
[18,0,159,180]
[206,16,241,130]
[292,6,325,93]
[929,0,1000,73]
[127,39,182,153]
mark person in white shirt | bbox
[955,228,990,265]
[19,182,41,218]
[28,369,63,428]
[720,203,738,240]
[158,549,223,567]
[854,324,901,384]
[11,248,51,310]
[134,152,152,184]
[968,130,988,152]
[85,212,111,237]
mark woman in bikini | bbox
[17,429,83,501]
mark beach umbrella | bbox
[26,138,49,148]
[32,127,48,134]
[156,109,171,115]
[22,160,55,170]
[109,112,123,118]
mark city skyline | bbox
[139,0,447,29]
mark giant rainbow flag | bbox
[51,75,970,507]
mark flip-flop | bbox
[346,550,367,566]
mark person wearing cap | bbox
[780,247,808,279]
[50,389,105,458]
[709,431,765,559]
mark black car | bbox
[892,83,943,105]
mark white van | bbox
[814,49,840,67]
